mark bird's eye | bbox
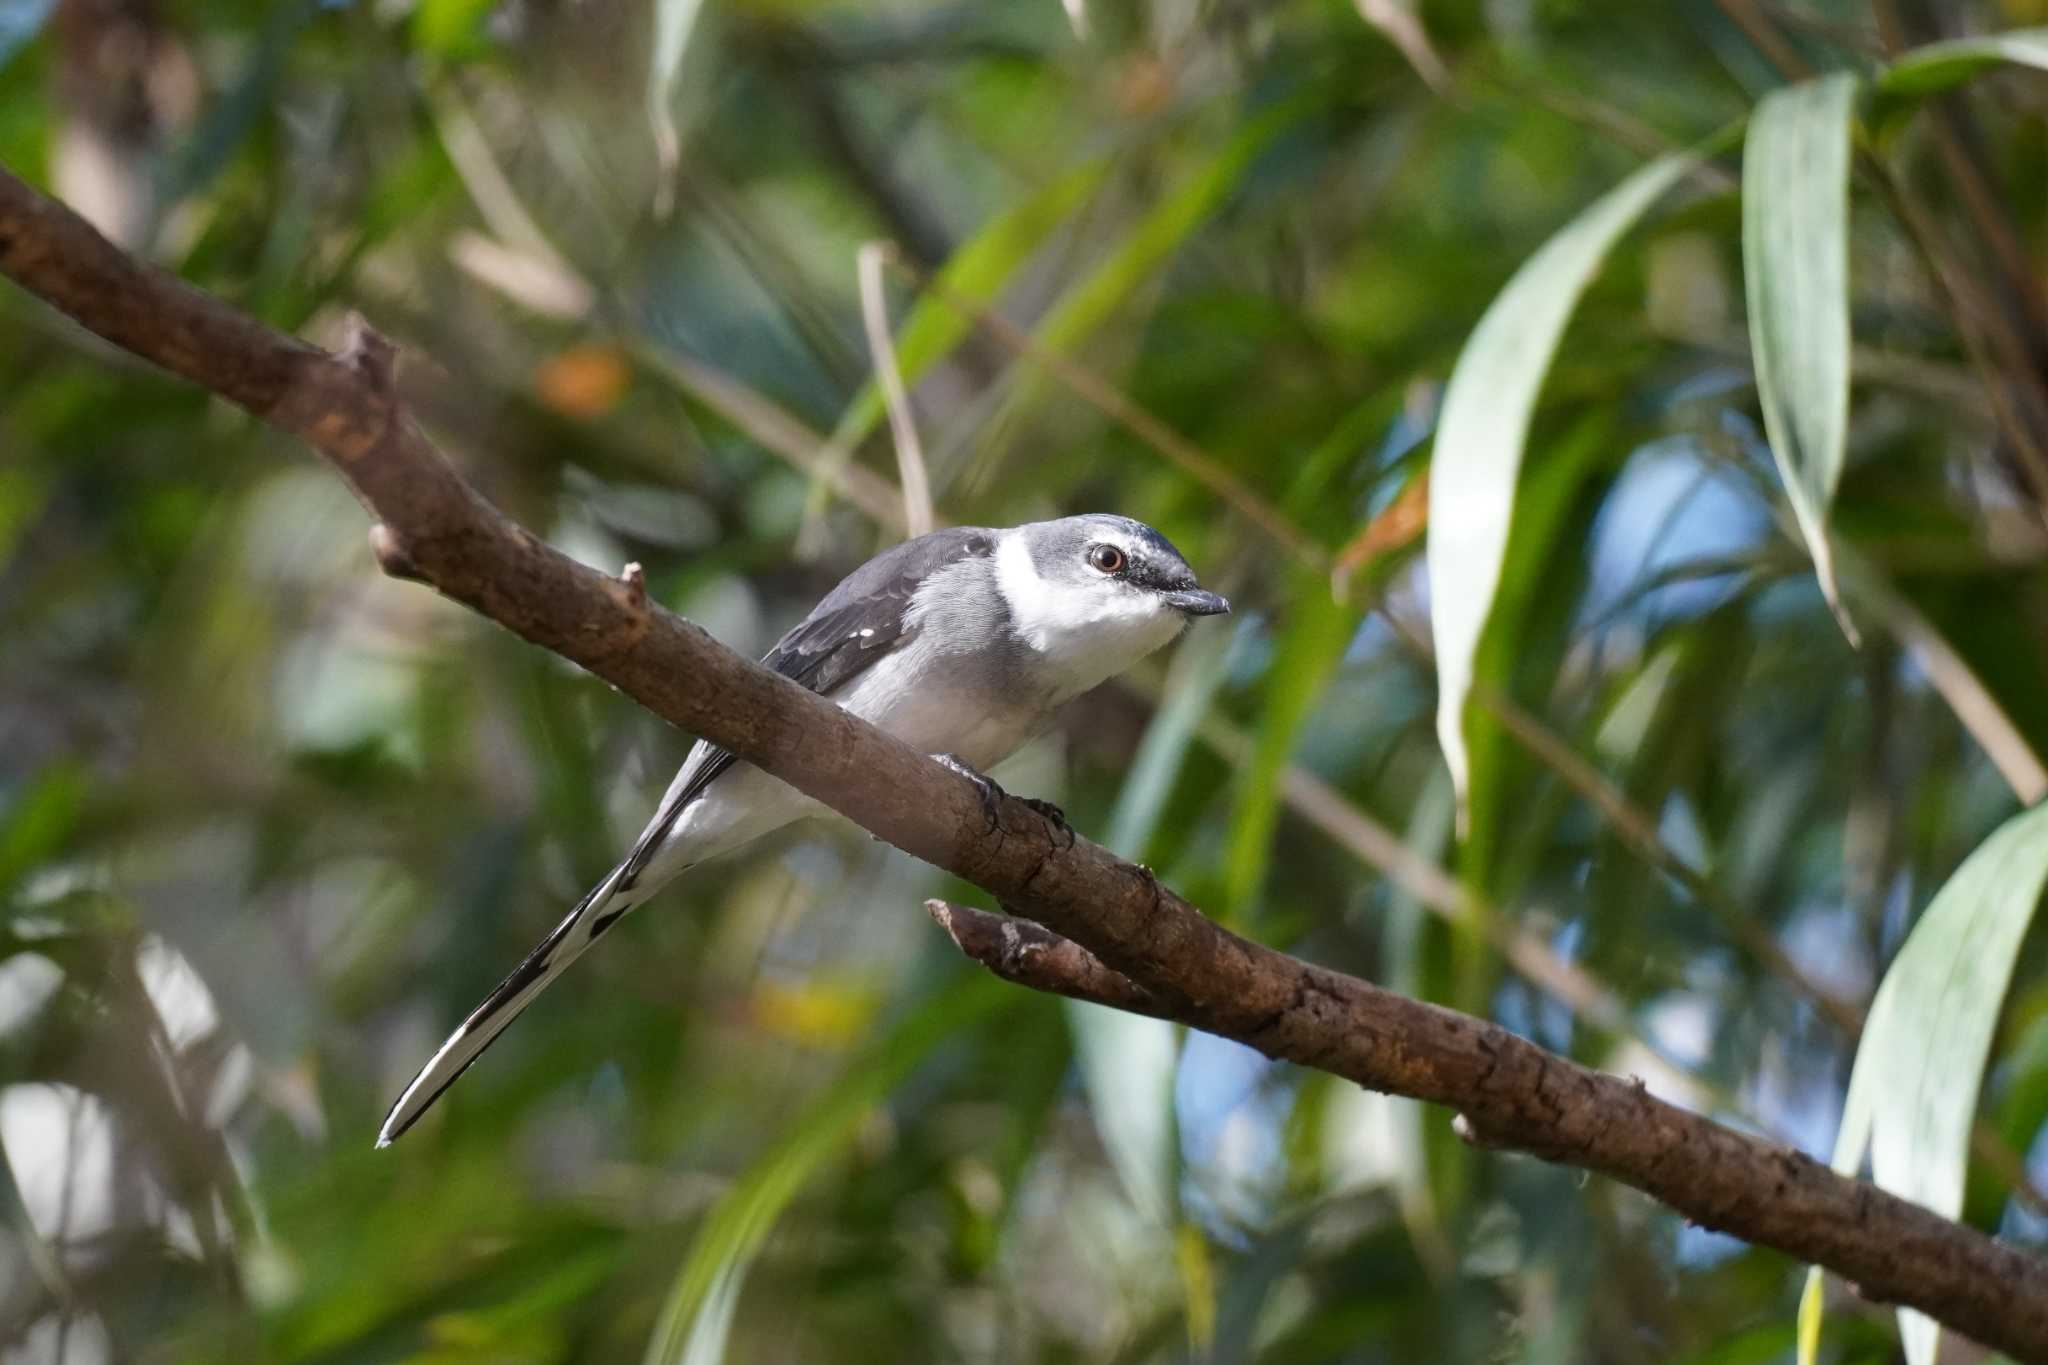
[1087,544,1127,574]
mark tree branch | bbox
[3,164,2045,1362]
[926,900,1167,1019]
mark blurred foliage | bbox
[2,1,2047,1362]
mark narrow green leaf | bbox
[1068,627,1236,1227]
[1743,73,1859,641]
[825,159,1111,456]
[643,977,1007,1364]
[1031,100,1304,358]
[1427,148,1699,828]
[1876,27,2048,98]
[1223,578,1359,920]
[1810,801,2048,1365]
[1795,1267,1825,1365]
[971,97,1312,472]
[1105,623,1237,859]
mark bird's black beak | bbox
[1161,587,1231,617]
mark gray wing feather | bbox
[614,527,994,888]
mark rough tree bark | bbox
[2,164,2044,1361]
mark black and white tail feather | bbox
[376,861,641,1147]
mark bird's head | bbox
[994,515,1229,684]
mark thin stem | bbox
[857,242,935,537]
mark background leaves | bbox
[2,3,2047,1363]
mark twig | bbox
[857,241,934,537]
[629,340,908,534]
[927,901,1163,1017]
[1860,154,2048,511]
[1713,0,1813,79]
[5,166,2047,1360]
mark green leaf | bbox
[1876,27,2048,98]
[0,763,87,900]
[1456,410,1619,885]
[974,95,1312,465]
[1808,802,2048,1365]
[1427,147,1701,829]
[1031,100,1304,358]
[1795,1267,1825,1365]
[1223,576,1359,921]
[1742,73,1858,640]
[643,977,1008,1364]
[411,0,497,58]
[1067,627,1236,1227]
[824,159,1111,458]
[1104,622,1237,860]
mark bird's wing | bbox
[612,525,997,890]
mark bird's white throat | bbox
[992,532,1183,696]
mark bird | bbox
[377,514,1230,1146]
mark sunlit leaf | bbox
[1875,26,2048,97]
[1806,802,2048,1365]
[1795,1267,1825,1365]
[411,0,497,58]
[1742,72,1858,640]
[1427,146,1700,829]
[1175,1220,1216,1351]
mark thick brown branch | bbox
[3,165,2046,1362]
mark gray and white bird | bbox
[378,514,1229,1146]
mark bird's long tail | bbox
[377,863,647,1147]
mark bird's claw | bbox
[934,753,1005,833]
[1021,797,1075,849]
[932,755,1074,848]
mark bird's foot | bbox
[931,754,1075,849]
[933,753,1005,833]
[1020,797,1075,849]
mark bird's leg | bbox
[933,753,1005,833]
